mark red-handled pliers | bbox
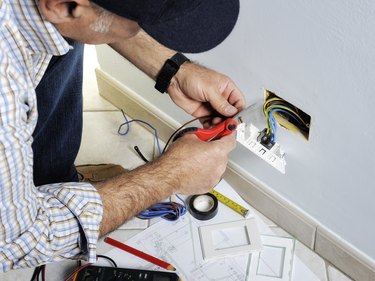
[173,118,238,142]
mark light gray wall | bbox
[97,0,375,260]
[190,0,375,259]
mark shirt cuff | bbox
[38,182,103,263]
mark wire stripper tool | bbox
[172,106,252,142]
[173,118,238,142]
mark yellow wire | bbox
[263,97,284,135]
[263,97,309,136]
[266,105,309,127]
[263,97,283,116]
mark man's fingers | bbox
[213,134,236,151]
[177,132,236,151]
[207,81,245,117]
[209,94,239,117]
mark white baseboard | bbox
[96,68,375,281]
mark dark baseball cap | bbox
[91,0,240,53]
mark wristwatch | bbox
[155,52,190,93]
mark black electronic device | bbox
[73,265,180,281]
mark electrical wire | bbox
[134,145,150,163]
[41,265,46,281]
[97,255,118,268]
[29,265,47,281]
[64,255,118,281]
[162,117,201,153]
[64,263,92,281]
[118,110,162,156]
[264,98,309,127]
[118,112,226,222]
[263,97,309,141]
[267,105,309,126]
[118,110,193,221]
[30,266,41,281]
[137,194,187,221]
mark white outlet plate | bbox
[236,123,286,174]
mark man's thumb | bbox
[210,96,238,116]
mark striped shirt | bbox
[0,0,103,272]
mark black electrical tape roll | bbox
[188,193,218,220]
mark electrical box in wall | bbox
[236,90,311,174]
[264,90,311,141]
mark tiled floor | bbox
[0,46,353,281]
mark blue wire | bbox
[175,194,187,209]
[268,110,277,142]
[118,110,162,156]
[268,108,303,142]
[137,195,187,221]
[270,108,304,125]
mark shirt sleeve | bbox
[0,104,103,272]
[0,182,103,272]
[0,16,103,272]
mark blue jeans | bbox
[32,41,84,186]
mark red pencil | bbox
[104,237,176,271]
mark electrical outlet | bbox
[236,122,286,174]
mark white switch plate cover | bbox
[199,217,262,260]
[248,235,295,281]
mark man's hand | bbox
[168,62,246,126]
[161,134,236,194]
[109,30,246,126]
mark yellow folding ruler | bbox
[209,189,249,217]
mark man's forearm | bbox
[93,156,178,236]
[93,132,236,237]
[109,29,176,80]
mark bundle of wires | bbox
[137,194,187,221]
[263,97,310,142]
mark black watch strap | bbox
[155,53,190,93]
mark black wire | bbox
[97,254,118,268]
[30,266,42,281]
[134,146,150,163]
[162,117,200,153]
[30,267,39,281]
[265,100,310,126]
[41,265,46,281]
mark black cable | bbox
[97,254,117,268]
[30,266,42,281]
[162,117,200,153]
[30,267,39,281]
[134,146,150,163]
[41,265,46,281]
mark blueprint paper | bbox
[105,214,251,281]
[104,179,256,281]
[102,179,324,281]
[118,217,148,230]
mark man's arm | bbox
[97,29,243,235]
[110,29,174,80]
[109,29,246,121]
[93,134,236,236]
